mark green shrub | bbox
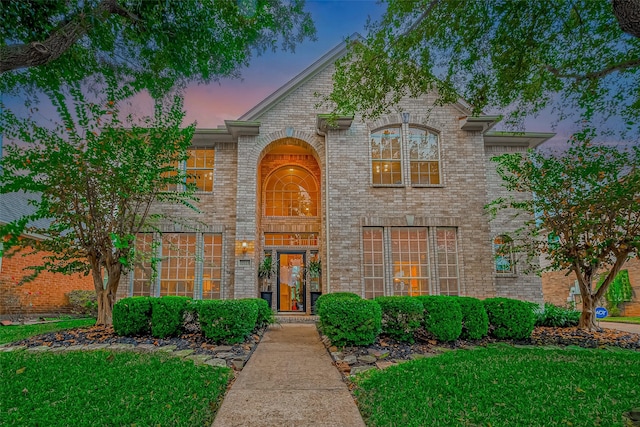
[242,298,274,328]
[66,290,98,317]
[484,297,536,340]
[534,303,580,328]
[457,297,489,340]
[317,297,381,346]
[375,296,423,343]
[112,297,152,336]
[150,296,192,338]
[415,296,462,342]
[315,292,361,313]
[198,300,258,344]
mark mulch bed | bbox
[5,325,264,358]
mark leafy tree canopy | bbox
[0,0,316,96]
[487,134,640,329]
[327,0,640,134]
[0,81,198,325]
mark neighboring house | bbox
[0,192,93,316]
[115,38,553,313]
[542,258,640,316]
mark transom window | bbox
[264,233,319,246]
[264,166,318,217]
[371,127,402,185]
[370,125,441,186]
[494,235,515,274]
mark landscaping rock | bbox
[409,353,426,360]
[134,344,156,352]
[213,345,233,353]
[375,361,396,370]
[82,343,110,350]
[215,352,236,359]
[351,366,374,375]
[157,345,177,352]
[330,352,343,360]
[109,344,135,350]
[173,349,195,358]
[342,355,358,365]
[368,348,390,358]
[186,354,211,365]
[27,346,51,353]
[205,358,227,368]
[358,355,377,364]
[231,359,245,370]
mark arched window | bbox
[493,235,515,274]
[371,127,402,185]
[264,166,318,217]
[407,127,440,185]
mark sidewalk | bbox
[601,321,640,335]
[211,323,366,427]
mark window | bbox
[132,234,155,297]
[494,235,515,274]
[163,149,214,192]
[186,149,214,192]
[370,125,441,186]
[436,228,459,295]
[391,228,429,296]
[132,232,223,299]
[160,234,197,297]
[362,228,384,299]
[264,233,319,246]
[408,128,440,185]
[371,127,402,185]
[264,166,318,217]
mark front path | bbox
[211,323,366,427]
[602,321,640,335]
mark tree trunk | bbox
[93,262,122,326]
[96,287,114,326]
[578,293,600,331]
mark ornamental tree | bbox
[0,83,197,325]
[326,0,640,132]
[0,0,315,95]
[487,133,640,330]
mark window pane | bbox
[371,128,402,185]
[264,166,319,217]
[391,228,429,296]
[202,234,222,299]
[133,234,154,297]
[494,235,515,274]
[160,233,196,297]
[408,127,440,185]
[186,149,214,192]
[363,228,384,299]
[436,228,459,296]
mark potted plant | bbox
[258,256,275,307]
[307,259,322,314]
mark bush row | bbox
[113,297,273,344]
[317,293,539,346]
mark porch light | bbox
[242,241,248,254]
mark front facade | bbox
[117,40,552,312]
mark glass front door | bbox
[277,252,306,312]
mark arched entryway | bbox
[257,138,323,313]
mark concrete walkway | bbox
[601,321,640,335]
[211,323,366,427]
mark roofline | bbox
[238,33,361,121]
[459,115,502,132]
[484,131,556,149]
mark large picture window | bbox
[371,127,403,185]
[264,166,319,217]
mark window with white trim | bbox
[407,128,440,185]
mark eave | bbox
[459,115,502,132]
[483,131,556,149]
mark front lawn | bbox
[0,350,232,426]
[0,318,96,344]
[600,316,640,325]
[354,346,640,427]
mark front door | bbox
[277,252,306,312]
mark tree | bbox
[0,83,197,325]
[0,0,315,95]
[326,0,640,132]
[487,133,640,330]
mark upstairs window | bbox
[371,127,402,185]
[264,166,318,217]
[407,128,440,185]
[186,149,214,192]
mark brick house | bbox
[115,38,553,313]
[0,192,94,316]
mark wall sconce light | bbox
[241,241,248,254]
[401,112,410,124]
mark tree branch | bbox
[545,57,640,81]
[0,0,139,74]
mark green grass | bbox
[600,316,640,325]
[354,346,640,426]
[0,318,96,344]
[0,350,232,426]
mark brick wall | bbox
[541,257,640,315]
[0,247,94,315]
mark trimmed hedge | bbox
[416,296,462,342]
[484,297,536,340]
[457,297,489,340]
[113,297,152,336]
[315,292,361,313]
[243,298,274,328]
[151,296,192,338]
[198,299,259,344]
[318,297,381,346]
[375,296,423,343]
[534,302,580,328]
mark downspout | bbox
[317,126,331,293]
